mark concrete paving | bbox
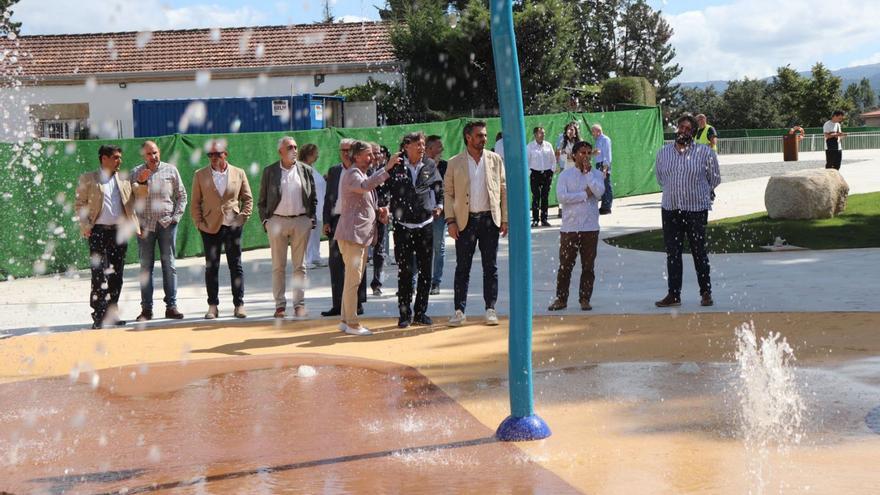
[2,149,878,337]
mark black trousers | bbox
[661,209,711,297]
[453,212,500,312]
[530,169,553,222]
[371,221,388,290]
[200,225,244,307]
[89,225,127,323]
[825,150,842,170]
[393,223,433,318]
[328,215,366,310]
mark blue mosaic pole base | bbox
[496,414,552,442]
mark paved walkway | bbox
[2,150,878,336]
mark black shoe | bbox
[136,310,153,322]
[412,314,433,326]
[541,220,552,227]
[700,293,714,307]
[599,209,611,215]
[357,305,364,316]
[398,314,412,328]
[321,308,341,317]
[531,221,539,228]
[372,287,383,297]
[91,321,102,329]
[430,284,440,295]
[113,320,127,326]
[655,293,681,307]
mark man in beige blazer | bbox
[444,120,508,327]
[191,139,253,319]
[74,144,140,329]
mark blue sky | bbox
[13,0,880,83]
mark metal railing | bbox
[663,132,880,155]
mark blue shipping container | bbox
[132,94,345,138]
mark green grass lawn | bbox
[605,192,880,253]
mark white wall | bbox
[0,71,401,142]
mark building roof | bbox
[2,22,398,84]
[860,109,880,118]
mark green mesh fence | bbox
[0,107,663,278]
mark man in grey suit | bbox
[259,136,318,318]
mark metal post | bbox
[490,0,551,442]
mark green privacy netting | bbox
[0,107,663,278]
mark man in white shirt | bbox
[75,145,141,328]
[527,126,557,227]
[258,137,318,318]
[823,110,847,170]
[547,141,605,311]
[444,121,508,326]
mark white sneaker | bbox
[338,322,347,332]
[485,308,499,326]
[448,310,466,326]
[343,324,373,336]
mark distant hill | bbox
[679,63,880,94]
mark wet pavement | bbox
[0,355,577,494]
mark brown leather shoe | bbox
[165,307,184,319]
[136,310,153,322]
[655,294,681,307]
[547,299,567,311]
[274,307,286,318]
[234,305,247,318]
[580,301,592,311]
[700,293,714,307]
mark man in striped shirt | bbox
[654,114,721,308]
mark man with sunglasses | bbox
[191,139,253,319]
[259,137,318,319]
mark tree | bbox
[716,78,782,129]
[801,63,850,127]
[321,0,335,23]
[514,0,577,113]
[843,78,877,126]
[389,0,577,116]
[674,86,724,123]
[615,0,681,106]
[768,65,807,127]
[0,0,19,35]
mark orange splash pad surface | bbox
[0,355,576,494]
[1,312,879,494]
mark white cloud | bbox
[849,52,880,68]
[13,0,272,34]
[665,0,880,82]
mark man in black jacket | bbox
[258,137,318,318]
[321,138,366,317]
[386,131,443,328]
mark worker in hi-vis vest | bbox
[695,114,717,151]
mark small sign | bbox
[314,104,323,121]
[271,99,289,116]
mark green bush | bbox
[599,77,657,107]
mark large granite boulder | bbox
[764,169,849,219]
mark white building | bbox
[0,22,401,142]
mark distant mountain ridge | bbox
[679,62,880,94]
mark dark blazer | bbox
[258,160,317,224]
[323,163,344,230]
[386,157,443,225]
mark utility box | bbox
[782,134,799,162]
[133,94,346,138]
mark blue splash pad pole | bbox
[490,0,551,441]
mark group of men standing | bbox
[526,122,614,227]
[75,113,725,330]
